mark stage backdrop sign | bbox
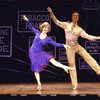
[17,10,51,33]
[0,26,12,57]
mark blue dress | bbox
[27,21,64,72]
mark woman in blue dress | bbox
[22,15,74,91]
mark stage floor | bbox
[0,82,100,96]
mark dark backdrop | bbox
[0,0,100,83]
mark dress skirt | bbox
[29,49,53,72]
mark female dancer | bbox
[22,15,74,91]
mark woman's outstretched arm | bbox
[22,15,40,34]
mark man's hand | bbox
[96,36,100,40]
[47,7,53,13]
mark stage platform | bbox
[0,82,100,96]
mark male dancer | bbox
[47,7,100,89]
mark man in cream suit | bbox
[47,7,100,89]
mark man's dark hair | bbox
[72,11,79,15]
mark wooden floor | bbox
[0,82,100,96]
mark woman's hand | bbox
[64,44,71,49]
[22,15,28,21]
